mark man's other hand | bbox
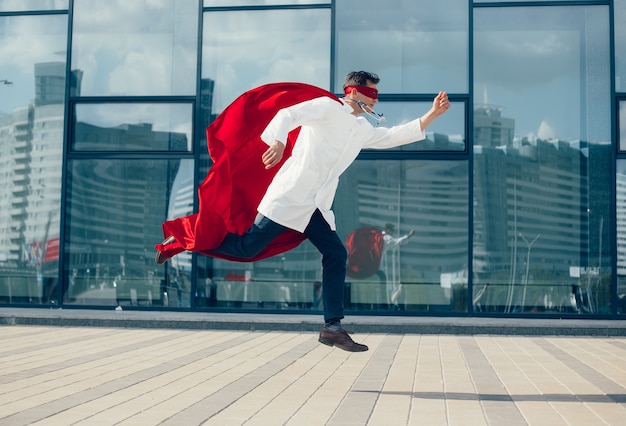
[262,141,285,169]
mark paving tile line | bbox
[0,331,194,385]
[470,336,626,426]
[0,332,262,426]
[203,335,356,426]
[458,336,528,426]
[328,335,403,426]
[75,332,317,426]
[159,336,321,425]
[533,338,626,405]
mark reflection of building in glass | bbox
[586,141,612,271]
[0,61,75,301]
[198,78,217,178]
[200,78,216,131]
[35,62,65,106]
[0,104,34,264]
[473,104,611,303]
[167,162,194,272]
[617,171,626,291]
[66,124,187,303]
[67,125,188,285]
[421,131,465,151]
[75,122,186,151]
[0,62,75,267]
[336,155,469,286]
[474,105,610,278]
[474,141,587,278]
[473,104,515,147]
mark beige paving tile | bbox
[2,326,626,426]
[368,335,419,426]
[1,331,225,414]
[206,344,333,424]
[95,333,315,425]
[99,332,308,425]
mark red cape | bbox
[156,83,341,262]
[345,227,384,279]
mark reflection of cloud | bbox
[0,15,66,72]
[475,30,578,92]
[334,1,468,93]
[71,0,197,96]
[108,49,171,96]
[203,10,331,111]
[73,0,173,33]
[0,15,67,113]
[537,120,556,140]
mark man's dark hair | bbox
[343,71,380,90]
[384,223,396,232]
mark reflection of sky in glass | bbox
[366,100,465,150]
[621,101,626,151]
[474,6,610,144]
[75,103,193,150]
[202,9,330,112]
[616,0,626,91]
[335,0,468,94]
[0,0,67,11]
[0,15,67,115]
[205,0,325,5]
[475,0,555,2]
[71,0,198,97]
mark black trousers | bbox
[210,209,347,321]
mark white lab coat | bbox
[258,96,426,232]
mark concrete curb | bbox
[1,308,625,336]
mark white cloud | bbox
[203,9,331,111]
[537,120,556,140]
[71,0,197,96]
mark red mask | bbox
[344,85,378,100]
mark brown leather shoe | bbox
[155,236,176,264]
[318,328,368,352]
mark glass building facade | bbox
[0,0,625,318]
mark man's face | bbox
[354,82,378,110]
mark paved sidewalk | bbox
[1,323,626,425]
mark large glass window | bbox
[621,100,626,151]
[334,0,468,94]
[618,160,626,314]
[0,14,67,305]
[0,0,67,11]
[368,100,466,151]
[195,6,331,307]
[618,0,626,92]
[64,159,193,308]
[199,5,331,185]
[202,8,331,113]
[72,103,193,152]
[205,0,326,5]
[71,0,198,97]
[336,160,469,313]
[195,160,469,313]
[475,0,569,2]
[473,6,612,314]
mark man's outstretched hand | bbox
[432,91,450,116]
[419,91,450,131]
[262,141,285,169]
